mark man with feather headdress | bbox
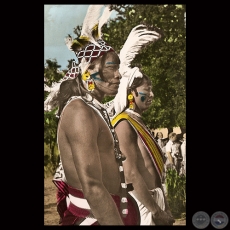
[107,25,175,225]
[44,5,140,225]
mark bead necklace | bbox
[85,97,128,217]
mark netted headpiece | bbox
[109,24,162,119]
[44,5,114,112]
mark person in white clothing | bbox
[165,132,182,174]
[155,132,168,153]
[180,133,186,175]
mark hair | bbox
[126,73,152,108]
[176,133,183,141]
[155,132,163,139]
[54,51,119,117]
[168,132,177,139]
[128,73,152,96]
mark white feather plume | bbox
[80,5,104,47]
[44,82,62,111]
[119,24,161,75]
[110,24,162,119]
[65,34,73,51]
[98,5,112,39]
[79,57,90,74]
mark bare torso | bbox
[57,98,121,195]
[130,116,161,189]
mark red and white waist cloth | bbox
[53,181,140,225]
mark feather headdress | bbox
[110,24,162,118]
[65,5,113,53]
[44,5,115,112]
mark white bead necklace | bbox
[125,108,142,118]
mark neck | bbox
[126,108,142,118]
[90,90,104,103]
[133,106,142,115]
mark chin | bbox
[107,90,117,96]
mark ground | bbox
[44,176,186,226]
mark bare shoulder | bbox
[115,119,137,140]
[65,99,94,117]
[60,98,98,129]
[116,119,132,130]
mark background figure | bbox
[180,133,186,175]
[112,74,175,225]
[155,132,169,154]
[176,133,183,144]
[44,5,140,226]
[107,25,175,225]
[109,24,174,225]
[155,132,169,183]
[165,132,183,175]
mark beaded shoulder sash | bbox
[111,112,165,181]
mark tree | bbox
[44,59,65,172]
[44,4,186,174]
[102,4,186,129]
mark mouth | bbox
[112,83,120,87]
[146,100,152,105]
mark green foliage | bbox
[44,109,58,146]
[103,95,115,103]
[44,109,59,176]
[44,143,59,178]
[44,59,64,87]
[103,4,186,129]
[44,59,63,175]
[165,169,186,218]
[44,5,186,174]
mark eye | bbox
[106,66,114,70]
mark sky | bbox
[44,5,117,70]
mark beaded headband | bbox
[45,5,115,111]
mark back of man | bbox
[58,98,129,225]
[111,75,175,225]
[58,99,121,194]
[137,134,162,188]
[45,5,141,226]
[54,58,140,225]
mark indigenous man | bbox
[108,25,175,225]
[44,5,140,225]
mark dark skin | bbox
[114,79,175,225]
[58,52,125,225]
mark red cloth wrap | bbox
[52,180,69,224]
[61,185,140,225]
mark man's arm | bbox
[160,184,174,218]
[63,100,124,225]
[115,120,164,216]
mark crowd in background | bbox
[152,130,186,182]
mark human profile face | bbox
[171,135,177,142]
[94,52,121,96]
[132,79,154,113]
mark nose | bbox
[149,91,154,98]
[115,69,122,80]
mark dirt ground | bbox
[44,176,186,226]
